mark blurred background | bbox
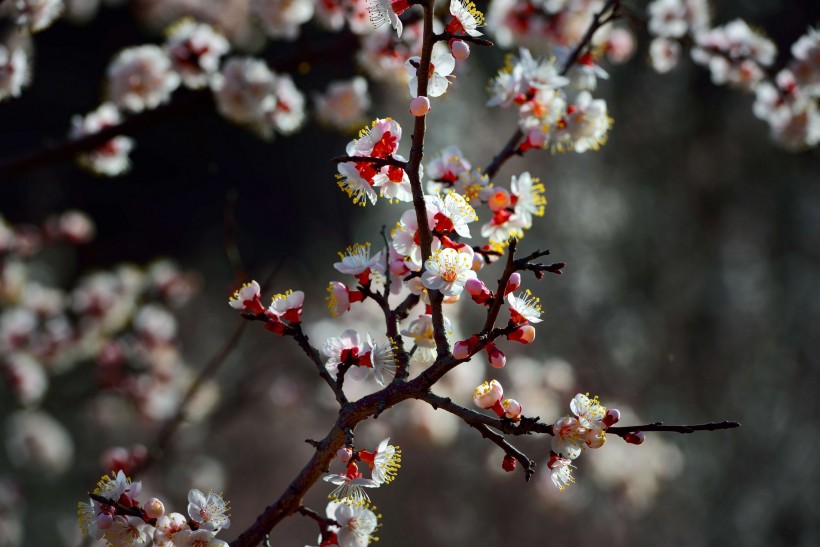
[0,0,818,546]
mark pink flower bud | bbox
[623,431,645,445]
[96,512,114,529]
[453,336,480,359]
[606,28,636,64]
[410,96,431,117]
[505,272,521,296]
[506,325,535,344]
[336,447,353,462]
[502,455,516,472]
[465,278,492,305]
[501,398,522,420]
[144,498,165,519]
[602,408,621,428]
[486,342,506,369]
[451,40,470,60]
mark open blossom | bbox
[366,333,396,386]
[266,290,304,323]
[251,0,314,40]
[406,52,456,98]
[175,529,228,546]
[153,512,189,546]
[692,19,777,91]
[647,0,710,39]
[392,209,437,267]
[314,77,371,131]
[0,44,29,102]
[350,118,402,158]
[650,37,681,73]
[426,145,472,192]
[187,489,230,532]
[325,500,380,547]
[104,515,153,546]
[212,57,275,129]
[400,313,451,365]
[372,159,414,202]
[267,75,306,135]
[506,290,543,324]
[69,103,134,177]
[421,248,476,297]
[510,171,546,228]
[447,0,484,37]
[326,281,364,317]
[15,0,64,32]
[228,280,265,314]
[333,242,382,284]
[359,438,401,485]
[107,45,180,113]
[323,462,379,504]
[165,19,230,89]
[425,191,477,237]
[322,329,371,381]
[368,0,410,37]
[336,160,379,206]
[552,92,612,153]
[547,453,576,492]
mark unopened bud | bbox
[486,342,506,369]
[336,447,353,462]
[96,512,114,530]
[101,446,130,474]
[505,272,521,296]
[507,325,535,344]
[501,398,522,421]
[502,455,517,472]
[410,96,431,117]
[144,498,165,519]
[623,431,645,445]
[451,40,470,60]
[454,335,480,360]
[465,278,492,305]
[602,408,621,428]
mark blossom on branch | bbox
[421,248,477,297]
[107,45,180,113]
[405,52,456,98]
[165,19,230,89]
[447,0,485,37]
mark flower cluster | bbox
[473,379,524,422]
[77,470,231,546]
[488,48,612,154]
[228,280,304,335]
[322,329,396,386]
[549,393,621,490]
[644,1,819,151]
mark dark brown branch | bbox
[296,505,339,529]
[514,248,564,278]
[433,32,494,47]
[87,493,145,520]
[290,323,348,405]
[331,155,408,169]
[481,238,518,334]
[559,0,620,77]
[608,421,741,436]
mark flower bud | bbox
[451,40,470,60]
[410,96,431,117]
[465,278,492,305]
[602,408,620,428]
[502,455,516,472]
[623,431,645,445]
[507,325,535,344]
[486,342,506,369]
[501,398,522,421]
[144,497,165,519]
[505,272,521,296]
[473,379,503,409]
[336,447,353,462]
[453,335,480,360]
[96,512,114,530]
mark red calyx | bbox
[502,455,517,472]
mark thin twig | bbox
[331,155,408,169]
